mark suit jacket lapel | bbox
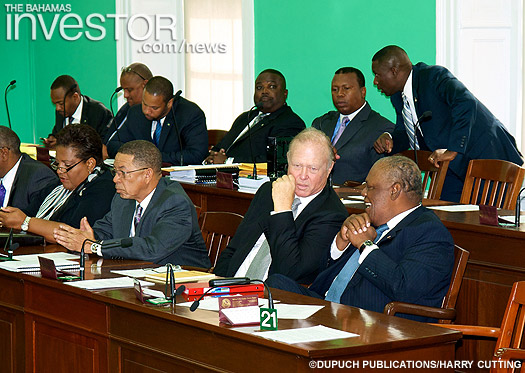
[335,103,372,148]
[293,184,330,227]
[411,64,421,117]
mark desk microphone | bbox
[412,110,432,164]
[515,187,525,227]
[80,238,133,272]
[247,102,264,179]
[3,228,19,259]
[165,263,186,305]
[4,80,16,129]
[169,90,184,165]
[108,87,123,143]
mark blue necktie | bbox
[331,116,349,145]
[153,121,162,146]
[325,223,389,303]
[0,181,5,207]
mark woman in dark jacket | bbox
[0,124,115,242]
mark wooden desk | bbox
[0,246,460,372]
[181,183,525,365]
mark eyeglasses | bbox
[51,159,85,173]
[121,67,146,81]
[111,167,148,178]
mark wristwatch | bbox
[21,216,31,232]
[359,240,374,253]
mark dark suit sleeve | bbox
[21,168,59,216]
[164,103,208,165]
[390,98,411,154]
[106,114,137,158]
[265,207,346,282]
[358,219,453,304]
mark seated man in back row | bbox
[54,140,210,267]
[267,156,454,321]
[214,128,348,285]
[205,69,305,164]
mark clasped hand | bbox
[336,213,378,251]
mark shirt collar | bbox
[70,95,83,123]
[402,69,414,103]
[136,187,156,213]
[339,101,367,123]
[381,204,421,238]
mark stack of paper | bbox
[162,164,240,184]
[0,252,80,272]
[144,269,216,284]
[238,176,270,193]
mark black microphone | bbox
[164,263,186,305]
[412,111,432,165]
[3,228,19,259]
[4,80,16,129]
[515,187,525,227]
[169,90,184,165]
[62,83,78,126]
[80,237,133,274]
[107,86,123,144]
[247,102,264,179]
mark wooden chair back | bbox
[433,281,525,372]
[208,129,228,150]
[199,211,243,269]
[384,245,469,323]
[395,150,450,200]
[460,159,525,209]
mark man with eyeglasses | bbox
[104,63,153,145]
[266,156,454,322]
[43,75,112,148]
[0,126,58,215]
[214,128,348,285]
[106,76,208,165]
[53,140,210,267]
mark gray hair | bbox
[287,127,334,169]
[118,140,162,173]
[376,156,423,203]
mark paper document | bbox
[273,304,324,319]
[428,204,480,212]
[499,215,525,224]
[253,325,359,344]
[0,253,79,272]
[66,277,154,290]
[110,267,166,278]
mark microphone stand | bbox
[3,229,19,260]
[170,90,184,165]
[164,263,186,306]
[4,80,16,129]
[515,187,525,227]
[246,102,263,180]
[109,87,123,144]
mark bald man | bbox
[372,45,523,202]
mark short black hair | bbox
[118,140,162,173]
[0,126,21,156]
[56,124,103,165]
[372,45,408,64]
[334,67,365,88]
[258,69,286,89]
[144,76,174,103]
[50,75,81,95]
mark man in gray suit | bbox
[312,67,394,184]
[54,140,210,267]
[0,126,59,216]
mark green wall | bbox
[0,0,436,142]
[0,0,117,142]
[254,0,436,125]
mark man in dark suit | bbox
[43,75,112,148]
[106,76,208,165]
[312,67,394,184]
[267,156,454,322]
[214,128,348,285]
[372,45,523,202]
[0,126,58,216]
[204,69,305,164]
[54,140,210,267]
[104,63,153,145]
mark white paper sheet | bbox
[273,304,324,319]
[66,277,154,290]
[428,204,480,212]
[253,325,359,344]
[110,267,166,278]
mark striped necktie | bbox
[332,116,349,145]
[401,93,419,150]
[325,223,389,303]
[0,180,5,207]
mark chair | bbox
[199,211,243,270]
[396,150,450,200]
[460,159,525,209]
[384,245,469,323]
[208,129,228,150]
[432,281,525,372]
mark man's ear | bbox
[390,182,402,200]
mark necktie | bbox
[401,93,419,150]
[0,180,5,207]
[134,205,143,227]
[245,198,302,280]
[325,223,389,303]
[331,116,349,145]
[153,121,162,146]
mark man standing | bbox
[214,128,348,285]
[372,45,523,202]
[205,69,305,164]
[43,75,112,148]
[107,76,208,165]
[0,126,58,216]
[267,156,454,321]
[54,140,209,267]
[313,67,394,184]
[105,63,153,144]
